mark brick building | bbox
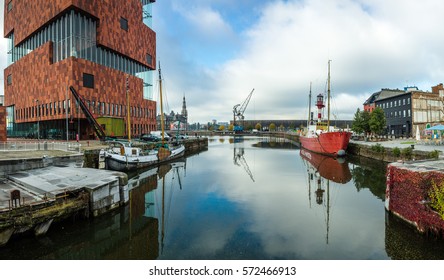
[3,0,157,140]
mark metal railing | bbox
[0,141,81,152]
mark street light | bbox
[35,99,40,141]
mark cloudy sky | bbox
[2,0,444,124]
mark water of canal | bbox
[2,135,444,260]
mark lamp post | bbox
[35,99,40,141]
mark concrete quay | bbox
[0,146,128,246]
[350,138,444,154]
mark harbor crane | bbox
[232,88,254,132]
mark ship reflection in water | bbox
[300,148,352,244]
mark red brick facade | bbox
[3,0,156,139]
[4,0,155,69]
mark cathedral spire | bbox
[181,93,188,120]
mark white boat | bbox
[103,63,185,171]
[103,141,185,172]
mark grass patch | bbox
[400,141,416,145]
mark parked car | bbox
[150,131,171,141]
[140,134,160,142]
[171,134,189,140]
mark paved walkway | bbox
[351,138,444,155]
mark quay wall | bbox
[386,161,444,237]
[0,154,84,175]
[347,142,438,162]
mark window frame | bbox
[83,73,94,89]
[120,17,128,31]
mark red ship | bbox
[299,130,351,157]
[299,61,351,157]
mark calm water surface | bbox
[2,136,444,260]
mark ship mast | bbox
[327,60,331,132]
[158,62,165,146]
[307,82,312,128]
[126,75,131,142]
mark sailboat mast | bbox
[126,75,131,141]
[158,62,165,145]
[308,82,312,128]
[327,60,331,132]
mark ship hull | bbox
[300,131,351,157]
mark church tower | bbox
[181,94,188,129]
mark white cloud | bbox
[170,1,236,45]
[173,0,444,123]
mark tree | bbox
[269,123,276,131]
[255,123,262,131]
[369,107,386,136]
[352,108,371,136]
[228,124,234,131]
[352,108,364,134]
[218,125,225,131]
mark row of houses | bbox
[363,83,444,137]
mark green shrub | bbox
[401,147,412,160]
[392,147,401,157]
[428,150,440,159]
[371,143,384,153]
[430,180,444,220]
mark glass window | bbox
[120,17,128,31]
[7,74,12,85]
[83,73,94,88]
[7,1,12,12]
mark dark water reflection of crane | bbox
[233,147,255,182]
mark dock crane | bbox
[233,88,254,132]
[69,86,106,141]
